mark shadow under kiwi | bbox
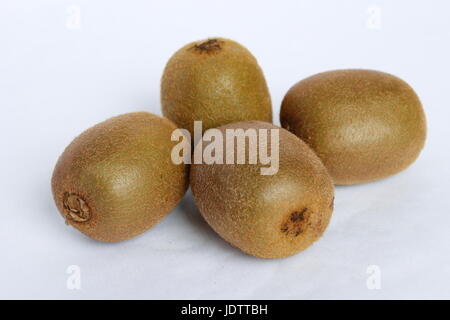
[333,166,412,191]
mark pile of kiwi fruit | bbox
[52,37,426,259]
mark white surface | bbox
[1,0,449,299]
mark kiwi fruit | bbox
[190,121,334,258]
[161,38,272,136]
[51,112,189,242]
[280,69,427,185]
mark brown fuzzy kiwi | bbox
[280,69,427,185]
[161,38,272,136]
[190,121,334,259]
[51,112,189,242]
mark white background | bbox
[1,0,449,299]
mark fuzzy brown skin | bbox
[190,121,334,259]
[280,69,427,185]
[161,38,272,136]
[51,112,189,242]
